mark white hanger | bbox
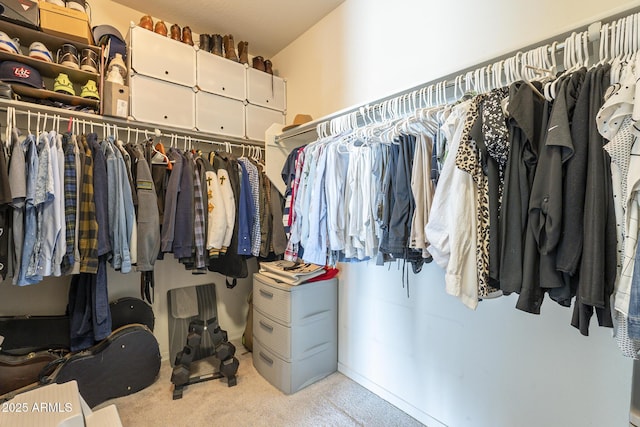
[5,107,11,145]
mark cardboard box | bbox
[39,1,93,44]
[102,80,129,118]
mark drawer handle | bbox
[259,320,273,332]
[222,87,225,91]
[259,351,273,366]
[164,115,168,119]
[259,289,273,299]
[165,70,169,75]
[220,126,224,130]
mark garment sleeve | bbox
[217,169,236,248]
[528,81,573,254]
[206,170,227,250]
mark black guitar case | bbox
[43,324,161,408]
[0,297,154,354]
[109,296,155,331]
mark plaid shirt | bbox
[78,134,98,274]
[60,133,77,274]
[192,156,206,270]
[238,158,261,256]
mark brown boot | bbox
[238,41,249,64]
[252,56,265,72]
[139,15,154,31]
[253,56,264,71]
[170,24,181,41]
[182,26,194,45]
[264,59,273,75]
[211,34,223,56]
[224,34,238,61]
[154,21,168,37]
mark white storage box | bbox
[195,91,245,137]
[196,50,246,101]
[246,68,286,111]
[129,74,195,129]
[245,104,284,141]
[128,25,196,88]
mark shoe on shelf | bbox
[252,56,265,72]
[155,21,168,37]
[80,80,99,100]
[264,59,273,75]
[170,24,181,41]
[0,32,20,55]
[29,42,53,62]
[238,41,249,64]
[182,26,193,46]
[199,34,211,52]
[139,15,154,31]
[211,34,223,56]
[223,34,238,61]
[57,43,79,69]
[53,73,75,96]
[80,48,99,73]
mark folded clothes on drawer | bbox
[258,261,325,285]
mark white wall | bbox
[272,1,640,426]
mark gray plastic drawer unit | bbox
[252,273,338,394]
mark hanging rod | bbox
[3,104,262,153]
[275,4,640,144]
[0,98,265,148]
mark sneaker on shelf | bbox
[57,43,79,69]
[0,32,20,55]
[66,0,86,13]
[53,73,75,96]
[107,53,127,79]
[28,42,53,62]
[80,48,99,73]
[106,67,124,85]
[80,80,99,100]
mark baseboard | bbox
[338,362,448,427]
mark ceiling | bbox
[114,0,345,58]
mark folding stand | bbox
[170,317,239,399]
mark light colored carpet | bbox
[97,341,424,427]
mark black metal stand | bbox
[170,317,239,399]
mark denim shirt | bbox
[102,137,134,273]
[16,135,40,286]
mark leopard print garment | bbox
[455,94,499,298]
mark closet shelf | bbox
[0,50,99,81]
[0,19,97,53]
[0,98,264,146]
[11,85,99,109]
